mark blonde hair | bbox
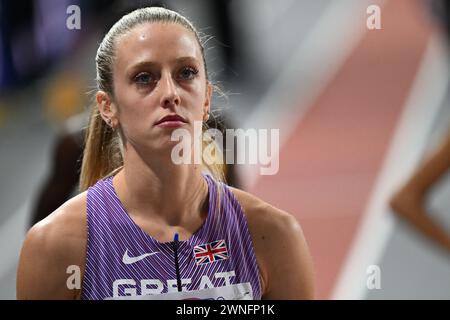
[79,7,225,192]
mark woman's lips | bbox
[156,120,186,128]
[155,114,187,128]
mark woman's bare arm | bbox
[257,208,315,299]
[17,193,87,299]
[231,188,315,299]
[390,130,450,252]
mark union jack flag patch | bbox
[193,240,229,265]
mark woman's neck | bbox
[112,145,208,227]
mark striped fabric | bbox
[81,174,261,300]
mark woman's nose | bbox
[159,73,180,108]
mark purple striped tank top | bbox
[81,174,262,300]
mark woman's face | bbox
[106,22,211,157]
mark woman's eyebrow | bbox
[170,56,199,64]
[126,61,158,76]
[126,56,199,75]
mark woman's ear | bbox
[203,83,213,121]
[96,91,118,127]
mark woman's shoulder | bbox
[228,186,315,299]
[228,186,300,231]
[17,192,88,299]
[23,191,88,267]
[30,191,88,241]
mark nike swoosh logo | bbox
[122,249,159,264]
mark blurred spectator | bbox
[390,0,450,253]
[390,130,450,252]
[30,111,87,227]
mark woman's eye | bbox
[134,72,153,85]
[179,67,198,80]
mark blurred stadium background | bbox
[1,0,449,299]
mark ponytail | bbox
[79,106,123,191]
